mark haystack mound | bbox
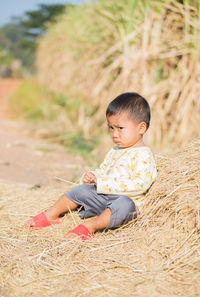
[0,139,199,296]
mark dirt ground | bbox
[0,79,86,187]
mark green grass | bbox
[9,79,99,159]
[9,79,87,122]
[9,80,59,121]
[59,132,99,159]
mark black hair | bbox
[106,92,151,129]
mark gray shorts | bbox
[65,184,137,229]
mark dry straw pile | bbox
[36,0,200,148]
[0,138,199,296]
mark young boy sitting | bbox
[25,92,157,240]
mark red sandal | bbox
[64,224,93,241]
[25,212,62,230]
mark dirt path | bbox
[0,79,86,186]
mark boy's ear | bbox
[139,121,147,135]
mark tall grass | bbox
[36,0,200,148]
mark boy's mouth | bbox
[113,138,120,144]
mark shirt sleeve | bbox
[94,151,156,196]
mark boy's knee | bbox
[107,196,137,229]
[116,196,136,214]
[66,184,94,202]
[74,184,91,196]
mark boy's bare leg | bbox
[46,195,78,221]
[83,208,111,234]
[26,195,78,227]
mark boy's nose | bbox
[112,130,118,137]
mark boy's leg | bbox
[26,195,78,227]
[45,195,78,221]
[82,196,136,233]
[46,183,100,221]
[106,196,137,229]
[83,208,111,234]
[26,184,102,228]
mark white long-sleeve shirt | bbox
[92,146,157,209]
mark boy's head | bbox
[106,92,151,130]
[106,93,151,148]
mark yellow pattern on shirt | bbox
[93,146,157,210]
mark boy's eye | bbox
[118,127,124,130]
[108,126,113,130]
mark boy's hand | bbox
[83,172,97,184]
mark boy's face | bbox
[107,112,146,148]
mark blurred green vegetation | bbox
[0,23,34,71]
[59,132,99,158]
[0,4,69,72]
[35,0,200,149]
[8,0,200,153]
[9,80,58,120]
[9,80,98,158]
[0,47,13,66]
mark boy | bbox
[26,92,157,240]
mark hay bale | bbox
[0,139,200,296]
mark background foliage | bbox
[7,0,200,155]
[0,4,67,71]
[35,0,200,149]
